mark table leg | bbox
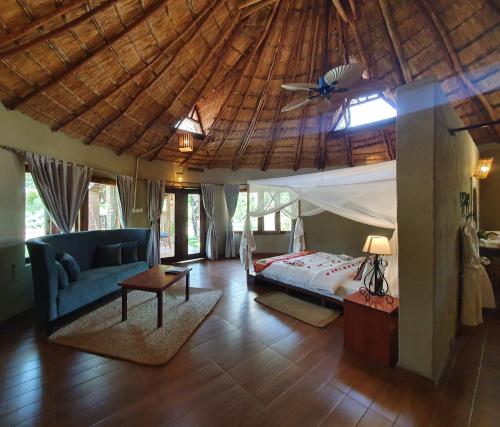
[186,271,190,301]
[157,291,163,328]
[121,288,127,322]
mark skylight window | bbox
[334,94,397,131]
[175,107,204,136]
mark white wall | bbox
[397,79,478,381]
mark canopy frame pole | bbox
[246,188,251,277]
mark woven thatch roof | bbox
[0,0,498,170]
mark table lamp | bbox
[360,235,392,299]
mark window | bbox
[175,107,204,136]
[334,94,396,131]
[233,191,257,232]
[25,172,50,241]
[25,172,61,258]
[232,190,291,234]
[87,182,120,231]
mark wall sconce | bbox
[175,172,184,182]
[473,158,493,180]
[178,132,193,153]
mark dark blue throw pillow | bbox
[94,244,122,267]
[121,242,138,264]
[56,252,81,282]
[55,260,70,289]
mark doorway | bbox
[160,188,205,262]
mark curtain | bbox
[116,175,134,228]
[26,153,92,233]
[223,184,239,258]
[147,180,165,266]
[240,217,256,270]
[201,183,218,260]
[292,217,306,252]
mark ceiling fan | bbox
[280,63,387,112]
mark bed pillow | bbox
[56,252,81,282]
[94,244,122,267]
[55,260,70,289]
[121,242,138,264]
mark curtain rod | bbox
[165,181,247,187]
[0,144,117,177]
[0,144,247,186]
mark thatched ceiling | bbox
[0,0,498,170]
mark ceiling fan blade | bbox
[281,96,318,112]
[344,79,387,99]
[324,63,364,88]
[281,82,319,91]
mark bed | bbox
[250,251,366,307]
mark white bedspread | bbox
[260,252,365,295]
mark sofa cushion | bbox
[121,241,138,264]
[55,261,69,289]
[56,261,148,317]
[56,252,81,281]
[94,244,122,267]
[57,268,118,317]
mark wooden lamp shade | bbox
[178,133,193,153]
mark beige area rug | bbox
[49,288,222,365]
[255,292,340,327]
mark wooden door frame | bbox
[162,187,206,263]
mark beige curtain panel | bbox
[147,180,165,266]
[116,175,134,228]
[26,153,92,233]
[201,184,218,260]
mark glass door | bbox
[161,189,204,262]
[160,193,176,259]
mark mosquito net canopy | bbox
[240,160,398,292]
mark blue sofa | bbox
[26,228,151,324]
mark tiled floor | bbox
[0,259,498,426]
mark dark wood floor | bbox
[0,259,498,427]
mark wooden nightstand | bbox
[343,291,399,366]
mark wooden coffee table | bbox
[118,265,191,328]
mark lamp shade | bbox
[178,132,193,153]
[473,157,493,179]
[363,235,392,255]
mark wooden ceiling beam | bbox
[377,0,412,84]
[207,3,280,169]
[179,46,254,166]
[417,0,498,132]
[261,3,309,171]
[52,1,216,134]
[331,0,353,24]
[147,16,242,161]
[231,1,290,171]
[0,0,87,48]
[7,0,167,110]
[318,0,331,170]
[241,0,279,18]
[88,2,220,148]
[239,0,272,9]
[342,100,353,166]
[0,0,119,59]
[294,3,321,171]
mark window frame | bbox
[83,177,120,232]
[233,189,291,235]
[333,94,397,133]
